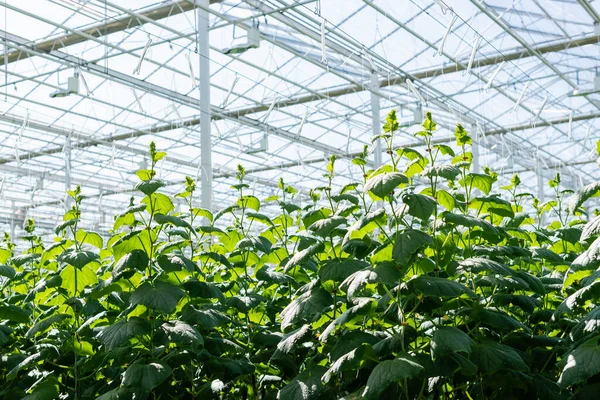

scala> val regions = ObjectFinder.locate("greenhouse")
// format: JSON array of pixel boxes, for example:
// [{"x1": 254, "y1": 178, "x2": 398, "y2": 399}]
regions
[{"x1": 1, "y1": 0, "x2": 600, "y2": 398}]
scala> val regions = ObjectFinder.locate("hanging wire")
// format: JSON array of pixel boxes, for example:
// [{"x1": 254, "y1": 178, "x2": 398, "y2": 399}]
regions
[
  {"x1": 435, "y1": 14, "x2": 457, "y2": 57},
  {"x1": 132, "y1": 35, "x2": 152, "y2": 75}
]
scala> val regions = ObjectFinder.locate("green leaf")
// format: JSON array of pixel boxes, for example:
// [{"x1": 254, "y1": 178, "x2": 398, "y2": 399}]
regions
[
  {"x1": 408, "y1": 276, "x2": 475, "y2": 298},
  {"x1": 256, "y1": 266, "x2": 295, "y2": 284},
  {"x1": 455, "y1": 258, "x2": 514, "y2": 277},
  {"x1": 141, "y1": 193, "x2": 174, "y2": 215},
  {"x1": 191, "y1": 207, "x2": 213, "y2": 222},
  {"x1": 433, "y1": 144, "x2": 455, "y2": 157},
  {"x1": 322, "y1": 344, "x2": 372, "y2": 383},
  {"x1": 470, "y1": 308, "x2": 525, "y2": 331},
  {"x1": 22, "y1": 382, "x2": 59, "y2": 400},
  {"x1": 424, "y1": 165, "x2": 461, "y2": 181},
  {"x1": 157, "y1": 254, "x2": 197, "y2": 273},
  {"x1": 130, "y1": 281, "x2": 185, "y2": 314},
  {"x1": 443, "y1": 212, "x2": 498, "y2": 234},
  {"x1": 113, "y1": 249, "x2": 149, "y2": 279},
  {"x1": 582, "y1": 215, "x2": 600, "y2": 241},
  {"x1": 182, "y1": 279, "x2": 225, "y2": 302},
  {"x1": 0, "y1": 264, "x2": 16, "y2": 279},
  {"x1": 284, "y1": 242, "x2": 324, "y2": 272},
  {"x1": 364, "y1": 172, "x2": 408, "y2": 199},
  {"x1": 123, "y1": 362, "x2": 172, "y2": 391},
  {"x1": 471, "y1": 342, "x2": 528, "y2": 375},
  {"x1": 26, "y1": 314, "x2": 69, "y2": 338},
  {"x1": 278, "y1": 366, "x2": 327, "y2": 400},
  {"x1": 280, "y1": 287, "x2": 332, "y2": 330},
  {"x1": 238, "y1": 195, "x2": 260, "y2": 211},
  {"x1": 431, "y1": 327, "x2": 474, "y2": 359},
  {"x1": 436, "y1": 190, "x2": 455, "y2": 210},
  {"x1": 11, "y1": 253, "x2": 40, "y2": 267},
  {"x1": 319, "y1": 259, "x2": 368, "y2": 282},
  {"x1": 567, "y1": 181, "x2": 600, "y2": 213},
  {"x1": 362, "y1": 357, "x2": 423, "y2": 399},
  {"x1": 75, "y1": 229, "x2": 103, "y2": 249},
  {"x1": 55, "y1": 219, "x2": 77, "y2": 235},
  {"x1": 238, "y1": 236, "x2": 272, "y2": 254},
  {"x1": 135, "y1": 179, "x2": 165, "y2": 195},
  {"x1": 401, "y1": 193, "x2": 436, "y2": 221},
  {"x1": 277, "y1": 324, "x2": 311, "y2": 353},
  {"x1": 308, "y1": 216, "x2": 346, "y2": 238},
  {"x1": 58, "y1": 250, "x2": 99, "y2": 269},
  {"x1": 459, "y1": 173, "x2": 494, "y2": 194},
  {"x1": 392, "y1": 229, "x2": 432, "y2": 266},
  {"x1": 154, "y1": 214, "x2": 193, "y2": 230},
  {"x1": 160, "y1": 321, "x2": 203, "y2": 345},
  {"x1": 96, "y1": 317, "x2": 150, "y2": 350},
  {"x1": 0, "y1": 303, "x2": 31, "y2": 323}
]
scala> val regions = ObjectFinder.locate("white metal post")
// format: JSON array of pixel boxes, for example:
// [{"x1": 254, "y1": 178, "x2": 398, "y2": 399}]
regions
[
  {"x1": 197, "y1": 0, "x2": 213, "y2": 211},
  {"x1": 471, "y1": 123, "x2": 480, "y2": 173},
  {"x1": 370, "y1": 72, "x2": 381, "y2": 167},
  {"x1": 65, "y1": 132, "x2": 72, "y2": 210}
]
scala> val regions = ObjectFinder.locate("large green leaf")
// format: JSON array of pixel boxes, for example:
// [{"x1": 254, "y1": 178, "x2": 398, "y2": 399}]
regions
[
  {"x1": 136, "y1": 179, "x2": 165, "y2": 195},
  {"x1": 280, "y1": 287, "x2": 332, "y2": 330},
  {"x1": 96, "y1": 317, "x2": 151, "y2": 350},
  {"x1": 319, "y1": 259, "x2": 368, "y2": 282},
  {"x1": 459, "y1": 173, "x2": 494, "y2": 194},
  {"x1": 443, "y1": 212, "x2": 498, "y2": 234},
  {"x1": 559, "y1": 337, "x2": 600, "y2": 388},
  {"x1": 424, "y1": 165, "x2": 461, "y2": 181},
  {"x1": 408, "y1": 276, "x2": 475, "y2": 298},
  {"x1": 123, "y1": 362, "x2": 172, "y2": 391},
  {"x1": 276, "y1": 324, "x2": 311, "y2": 353},
  {"x1": 308, "y1": 216, "x2": 346, "y2": 237},
  {"x1": 278, "y1": 366, "x2": 328, "y2": 400},
  {"x1": 112, "y1": 249, "x2": 149, "y2": 279},
  {"x1": 160, "y1": 321, "x2": 203, "y2": 345},
  {"x1": 0, "y1": 303, "x2": 31, "y2": 323},
  {"x1": 401, "y1": 193, "x2": 436, "y2": 221},
  {"x1": 471, "y1": 342, "x2": 528, "y2": 375},
  {"x1": 322, "y1": 344, "x2": 372, "y2": 383},
  {"x1": 362, "y1": 357, "x2": 423, "y2": 399},
  {"x1": 26, "y1": 314, "x2": 70, "y2": 338},
  {"x1": 141, "y1": 193, "x2": 174, "y2": 215},
  {"x1": 154, "y1": 213, "x2": 193, "y2": 230},
  {"x1": 567, "y1": 181, "x2": 600, "y2": 213},
  {"x1": 0, "y1": 264, "x2": 16, "y2": 279},
  {"x1": 284, "y1": 242, "x2": 324, "y2": 272},
  {"x1": 392, "y1": 229, "x2": 432, "y2": 266},
  {"x1": 364, "y1": 172, "x2": 408, "y2": 198},
  {"x1": 157, "y1": 253, "x2": 196, "y2": 273},
  {"x1": 430, "y1": 327, "x2": 474, "y2": 359},
  {"x1": 130, "y1": 281, "x2": 185, "y2": 314},
  {"x1": 455, "y1": 258, "x2": 514, "y2": 277},
  {"x1": 58, "y1": 250, "x2": 99, "y2": 269},
  {"x1": 582, "y1": 215, "x2": 600, "y2": 241}
]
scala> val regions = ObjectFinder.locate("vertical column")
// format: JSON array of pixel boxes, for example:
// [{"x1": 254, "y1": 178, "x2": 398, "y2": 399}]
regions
[
  {"x1": 65, "y1": 132, "x2": 72, "y2": 210},
  {"x1": 471, "y1": 123, "x2": 480, "y2": 173},
  {"x1": 370, "y1": 72, "x2": 381, "y2": 168},
  {"x1": 198, "y1": 0, "x2": 213, "y2": 211},
  {"x1": 536, "y1": 157, "x2": 544, "y2": 203}
]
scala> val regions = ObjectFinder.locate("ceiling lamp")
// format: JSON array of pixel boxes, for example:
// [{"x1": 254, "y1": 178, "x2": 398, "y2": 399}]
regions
[
  {"x1": 50, "y1": 72, "x2": 79, "y2": 98},
  {"x1": 222, "y1": 26, "x2": 260, "y2": 55},
  {"x1": 570, "y1": 75, "x2": 600, "y2": 97}
]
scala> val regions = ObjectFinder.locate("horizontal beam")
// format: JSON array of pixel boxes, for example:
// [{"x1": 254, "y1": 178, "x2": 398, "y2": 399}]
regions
[{"x1": 0, "y1": 0, "x2": 222, "y2": 66}]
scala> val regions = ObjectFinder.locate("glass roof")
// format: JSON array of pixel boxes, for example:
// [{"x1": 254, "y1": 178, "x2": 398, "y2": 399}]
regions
[{"x1": 0, "y1": 0, "x2": 599, "y2": 239}]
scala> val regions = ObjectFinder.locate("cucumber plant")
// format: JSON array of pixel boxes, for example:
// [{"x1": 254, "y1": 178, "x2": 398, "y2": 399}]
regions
[{"x1": 1, "y1": 111, "x2": 600, "y2": 399}]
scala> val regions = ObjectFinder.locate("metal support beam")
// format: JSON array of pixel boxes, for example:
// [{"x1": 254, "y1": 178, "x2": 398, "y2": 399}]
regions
[
  {"x1": 0, "y1": 0, "x2": 222, "y2": 66},
  {"x1": 370, "y1": 72, "x2": 382, "y2": 168},
  {"x1": 578, "y1": 0, "x2": 600, "y2": 23},
  {"x1": 471, "y1": 123, "x2": 480, "y2": 173},
  {"x1": 198, "y1": 0, "x2": 212, "y2": 211},
  {"x1": 64, "y1": 131, "x2": 72, "y2": 210}
]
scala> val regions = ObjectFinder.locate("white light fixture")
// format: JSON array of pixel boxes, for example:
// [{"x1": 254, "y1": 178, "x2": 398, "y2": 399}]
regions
[
  {"x1": 512, "y1": 81, "x2": 530, "y2": 112},
  {"x1": 50, "y1": 73, "x2": 79, "y2": 98},
  {"x1": 222, "y1": 26, "x2": 260, "y2": 55}
]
